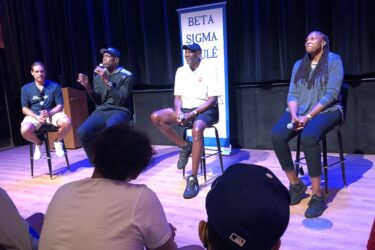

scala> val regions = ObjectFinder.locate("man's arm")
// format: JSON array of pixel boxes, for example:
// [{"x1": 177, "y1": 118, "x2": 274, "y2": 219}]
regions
[{"x1": 77, "y1": 73, "x2": 101, "y2": 104}]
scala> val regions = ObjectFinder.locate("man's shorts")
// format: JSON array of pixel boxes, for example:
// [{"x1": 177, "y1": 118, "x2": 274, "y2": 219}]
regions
[
  {"x1": 181, "y1": 106, "x2": 218, "y2": 127},
  {"x1": 21, "y1": 112, "x2": 68, "y2": 129}
]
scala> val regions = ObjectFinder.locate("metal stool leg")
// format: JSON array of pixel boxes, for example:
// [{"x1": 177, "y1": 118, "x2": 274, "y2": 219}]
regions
[
  {"x1": 62, "y1": 140, "x2": 70, "y2": 170},
  {"x1": 201, "y1": 134, "x2": 207, "y2": 182},
  {"x1": 337, "y1": 130, "x2": 346, "y2": 188},
  {"x1": 182, "y1": 128, "x2": 188, "y2": 178},
  {"x1": 30, "y1": 143, "x2": 34, "y2": 177},
  {"x1": 295, "y1": 134, "x2": 304, "y2": 176},
  {"x1": 44, "y1": 133, "x2": 53, "y2": 179},
  {"x1": 322, "y1": 136, "x2": 328, "y2": 194},
  {"x1": 214, "y1": 126, "x2": 224, "y2": 174}
]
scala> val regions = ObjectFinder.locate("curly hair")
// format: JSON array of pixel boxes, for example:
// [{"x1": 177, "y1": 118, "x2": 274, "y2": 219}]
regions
[
  {"x1": 91, "y1": 123, "x2": 155, "y2": 181},
  {"x1": 294, "y1": 31, "x2": 330, "y2": 89}
]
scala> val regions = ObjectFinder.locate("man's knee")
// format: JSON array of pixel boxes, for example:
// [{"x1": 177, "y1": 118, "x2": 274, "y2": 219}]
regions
[
  {"x1": 192, "y1": 126, "x2": 205, "y2": 142},
  {"x1": 151, "y1": 110, "x2": 170, "y2": 127},
  {"x1": 150, "y1": 111, "x2": 162, "y2": 124},
  {"x1": 57, "y1": 117, "x2": 71, "y2": 129},
  {"x1": 20, "y1": 124, "x2": 35, "y2": 137},
  {"x1": 76, "y1": 125, "x2": 86, "y2": 140}
]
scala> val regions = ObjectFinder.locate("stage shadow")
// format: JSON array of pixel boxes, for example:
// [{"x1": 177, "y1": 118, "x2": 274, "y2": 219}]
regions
[
  {"x1": 183, "y1": 149, "x2": 251, "y2": 184},
  {"x1": 298, "y1": 153, "x2": 372, "y2": 203},
  {"x1": 52, "y1": 158, "x2": 93, "y2": 176},
  {"x1": 146, "y1": 147, "x2": 180, "y2": 170}
]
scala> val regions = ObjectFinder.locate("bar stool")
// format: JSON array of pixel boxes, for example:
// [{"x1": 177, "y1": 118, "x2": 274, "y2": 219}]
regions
[{"x1": 29, "y1": 124, "x2": 70, "y2": 179}]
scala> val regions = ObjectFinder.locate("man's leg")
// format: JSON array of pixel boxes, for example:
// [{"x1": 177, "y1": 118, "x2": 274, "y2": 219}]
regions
[
  {"x1": 21, "y1": 118, "x2": 45, "y2": 160},
  {"x1": 105, "y1": 110, "x2": 131, "y2": 127},
  {"x1": 55, "y1": 116, "x2": 71, "y2": 141},
  {"x1": 190, "y1": 120, "x2": 207, "y2": 177},
  {"x1": 20, "y1": 122, "x2": 41, "y2": 145},
  {"x1": 77, "y1": 110, "x2": 106, "y2": 162},
  {"x1": 150, "y1": 108, "x2": 186, "y2": 147}
]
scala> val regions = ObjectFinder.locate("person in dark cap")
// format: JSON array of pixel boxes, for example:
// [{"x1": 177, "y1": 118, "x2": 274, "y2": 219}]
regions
[
  {"x1": 77, "y1": 47, "x2": 134, "y2": 163},
  {"x1": 198, "y1": 163, "x2": 290, "y2": 250},
  {"x1": 151, "y1": 42, "x2": 221, "y2": 199}
]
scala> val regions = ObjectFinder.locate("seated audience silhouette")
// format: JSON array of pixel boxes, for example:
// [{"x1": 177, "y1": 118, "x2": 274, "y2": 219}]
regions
[
  {"x1": 39, "y1": 124, "x2": 179, "y2": 249},
  {"x1": 0, "y1": 187, "x2": 43, "y2": 250}
]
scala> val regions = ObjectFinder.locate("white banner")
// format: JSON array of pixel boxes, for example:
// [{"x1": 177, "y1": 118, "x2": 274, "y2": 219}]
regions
[{"x1": 177, "y1": 2, "x2": 230, "y2": 154}]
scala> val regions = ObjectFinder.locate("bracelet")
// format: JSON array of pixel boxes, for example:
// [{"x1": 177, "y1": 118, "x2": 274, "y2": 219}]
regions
[
  {"x1": 306, "y1": 114, "x2": 313, "y2": 120},
  {"x1": 193, "y1": 110, "x2": 198, "y2": 116}
]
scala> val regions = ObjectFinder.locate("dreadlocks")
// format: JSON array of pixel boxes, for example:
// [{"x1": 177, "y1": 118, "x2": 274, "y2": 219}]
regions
[{"x1": 294, "y1": 31, "x2": 330, "y2": 89}]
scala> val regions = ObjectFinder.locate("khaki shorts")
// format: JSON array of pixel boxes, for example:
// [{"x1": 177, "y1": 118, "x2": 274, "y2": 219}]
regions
[{"x1": 21, "y1": 112, "x2": 68, "y2": 129}]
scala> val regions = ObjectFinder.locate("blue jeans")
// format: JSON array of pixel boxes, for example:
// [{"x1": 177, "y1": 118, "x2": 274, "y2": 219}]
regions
[
  {"x1": 77, "y1": 109, "x2": 131, "y2": 162},
  {"x1": 271, "y1": 110, "x2": 342, "y2": 177}
]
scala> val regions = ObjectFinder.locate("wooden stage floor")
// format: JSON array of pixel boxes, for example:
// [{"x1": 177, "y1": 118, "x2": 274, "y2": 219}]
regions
[{"x1": 0, "y1": 145, "x2": 374, "y2": 249}]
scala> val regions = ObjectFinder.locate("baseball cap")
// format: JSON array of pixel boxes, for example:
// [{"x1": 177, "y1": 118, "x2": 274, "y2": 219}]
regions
[
  {"x1": 182, "y1": 43, "x2": 202, "y2": 52},
  {"x1": 206, "y1": 163, "x2": 290, "y2": 250},
  {"x1": 100, "y1": 47, "x2": 121, "y2": 58}
]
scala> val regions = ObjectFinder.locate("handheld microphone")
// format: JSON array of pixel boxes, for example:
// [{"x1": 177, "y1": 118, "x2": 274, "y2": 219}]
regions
[
  {"x1": 287, "y1": 121, "x2": 298, "y2": 130},
  {"x1": 99, "y1": 63, "x2": 105, "y2": 68}
]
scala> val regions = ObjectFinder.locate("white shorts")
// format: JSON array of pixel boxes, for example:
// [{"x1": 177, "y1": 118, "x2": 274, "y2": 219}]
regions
[{"x1": 21, "y1": 112, "x2": 68, "y2": 130}]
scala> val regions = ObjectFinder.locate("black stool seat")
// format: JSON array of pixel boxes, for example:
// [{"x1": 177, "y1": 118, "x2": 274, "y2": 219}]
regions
[{"x1": 29, "y1": 124, "x2": 70, "y2": 179}]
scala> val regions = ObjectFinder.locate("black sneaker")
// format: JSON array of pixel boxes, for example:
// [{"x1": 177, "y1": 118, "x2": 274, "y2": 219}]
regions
[
  {"x1": 305, "y1": 194, "x2": 326, "y2": 218},
  {"x1": 289, "y1": 181, "x2": 307, "y2": 205},
  {"x1": 177, "y1": 140, "x2": 192, "y2": 169},
  {"x1": 183, "y1": 175, "x2": 199, "y2": 199}
]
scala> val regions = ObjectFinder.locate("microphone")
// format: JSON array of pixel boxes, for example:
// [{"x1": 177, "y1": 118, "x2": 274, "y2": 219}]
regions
[
  {"x1": 99, "y1": 63, "x2": 105, "y2": 68},
  {"x1": 287, "y1": 121, "x2": 298, "y2": 130}
]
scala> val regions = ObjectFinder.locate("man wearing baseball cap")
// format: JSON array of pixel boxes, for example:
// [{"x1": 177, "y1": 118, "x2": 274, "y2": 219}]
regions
[
  {"x1": 77, "y1": 47, "x2": 134, "y2": 163},
  {"x1": 151, "y1": 42, "x2": 222, "y2": 199},
  {"x1": 199, "y1": 163, "x2": 290, "y2": 250}
]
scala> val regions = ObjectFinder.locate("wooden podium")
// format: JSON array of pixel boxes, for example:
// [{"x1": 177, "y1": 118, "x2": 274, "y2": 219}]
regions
[{"x1": 48, "y1": 88, "x2": 88, "y2": 149}]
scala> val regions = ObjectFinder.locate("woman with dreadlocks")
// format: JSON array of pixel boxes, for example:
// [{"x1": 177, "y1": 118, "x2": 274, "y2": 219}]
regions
[{"x1": 271, "y1": 31, "x2": 344, "y2": 218}]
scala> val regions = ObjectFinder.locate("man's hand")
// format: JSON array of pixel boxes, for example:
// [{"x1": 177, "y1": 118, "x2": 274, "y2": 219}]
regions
[
  {"x1": 94, "y1": 66, "x2": 109, "y2": 85},
  {"x1": 36, "y1": 115, "x2": 47, "y2": 124},
  {"x1": 77, "y1": 73, "x2": 93, "y2": 92},
  {"x1": 40, "y1": 110, "x2": 50, "y2": 118}
]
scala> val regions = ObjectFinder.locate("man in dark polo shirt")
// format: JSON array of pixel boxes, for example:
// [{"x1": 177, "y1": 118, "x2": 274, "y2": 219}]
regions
[{"x1": 20, "y1": 61, "x2": 71, "y2": 160}]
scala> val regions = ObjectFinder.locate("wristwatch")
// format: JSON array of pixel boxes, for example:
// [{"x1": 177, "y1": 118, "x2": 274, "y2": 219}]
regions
[
  {"x1": 306, "y1": 113, "x2": 313, "y2": 120},
  {"x1": 107, "y1": 81, "x2": 113, "y2": 88},
  {"x1": 193, "y1": 110, "x2": 198, "y2": 116}
]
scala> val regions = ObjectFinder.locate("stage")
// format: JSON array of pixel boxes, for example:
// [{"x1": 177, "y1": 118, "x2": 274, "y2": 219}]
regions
[{"x1": 0, "y1": 145, "x2": 374, "y2": 249}]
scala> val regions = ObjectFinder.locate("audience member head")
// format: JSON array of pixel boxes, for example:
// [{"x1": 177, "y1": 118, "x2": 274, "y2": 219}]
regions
[
  {"x1": 199, "y1": 163, "x2": 290, "y2": 250},
  {"x1": 91, "y1": 123, "x2": 154, "y2": 181}
]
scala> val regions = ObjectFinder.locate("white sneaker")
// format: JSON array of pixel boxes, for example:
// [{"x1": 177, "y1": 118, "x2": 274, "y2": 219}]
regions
[
  {"x1": 54, "y1": 141, "x2": 65, "y2": 158},
  {"x1": 34, "y1": 142, "x2": 45, "y2": 160}
]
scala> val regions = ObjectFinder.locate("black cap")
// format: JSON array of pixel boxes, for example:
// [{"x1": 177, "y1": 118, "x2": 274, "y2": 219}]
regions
[
  {"x1": 182, "y1": 43, "x2": 202, "y2": 52},
  {"x1": 206, "y1": 163, "x2": 290, "y2": 250},
  {"x1": 100, "y1": 47, "x2": 121, "y2": 58}
]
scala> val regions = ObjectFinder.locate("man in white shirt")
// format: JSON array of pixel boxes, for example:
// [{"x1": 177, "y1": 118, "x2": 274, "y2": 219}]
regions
[{"x1": 151, "y1": 43, "x2": 221, "y2": 199}]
